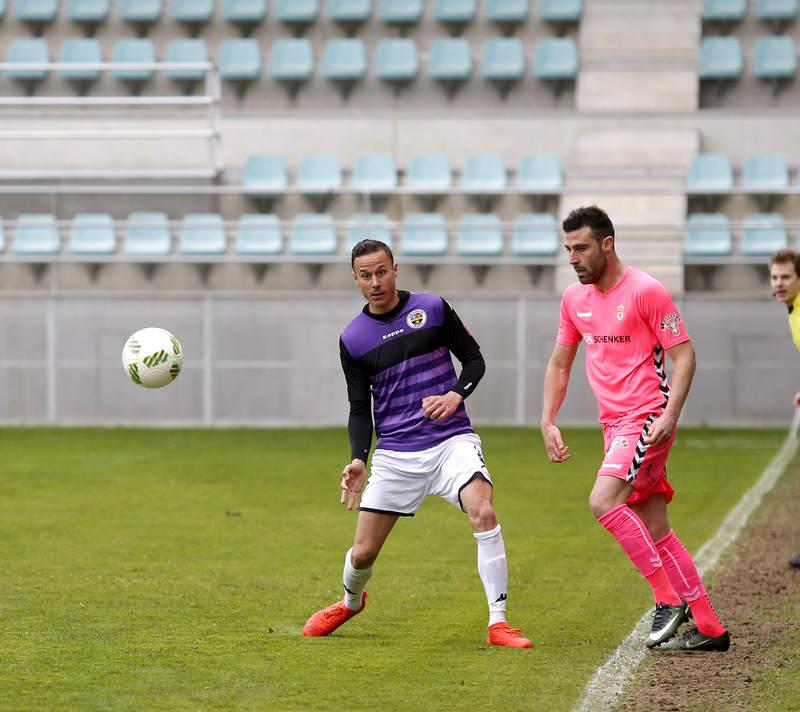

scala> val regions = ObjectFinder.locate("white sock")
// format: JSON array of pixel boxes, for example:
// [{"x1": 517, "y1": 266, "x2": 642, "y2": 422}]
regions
[
  {"x1": 342, "y1": 547, "x2": 372, "y2": 611},
  {"x1": 474, "y1": 524, "x2": 508, "y2": 626}
]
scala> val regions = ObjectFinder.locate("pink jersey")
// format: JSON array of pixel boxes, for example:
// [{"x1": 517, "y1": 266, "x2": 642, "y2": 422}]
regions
[{"x1": 557, "y1": 266, "x2": 691, "y2": 424}]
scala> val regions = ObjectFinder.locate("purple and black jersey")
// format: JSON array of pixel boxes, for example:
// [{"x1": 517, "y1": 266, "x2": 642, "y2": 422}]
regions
[{"x1": 340, "y1": 291, "x2": 486, "y2": 458}]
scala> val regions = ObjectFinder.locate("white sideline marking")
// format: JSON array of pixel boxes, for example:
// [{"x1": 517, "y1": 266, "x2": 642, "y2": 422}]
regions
[{"x1": 574, "y1": 423, "x2": 800, "y2": 712}]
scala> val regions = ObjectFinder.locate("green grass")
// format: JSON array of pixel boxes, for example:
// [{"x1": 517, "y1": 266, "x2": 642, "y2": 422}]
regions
[{"x1": 0, "y1": 427, "x2": 786, "y2": 711}]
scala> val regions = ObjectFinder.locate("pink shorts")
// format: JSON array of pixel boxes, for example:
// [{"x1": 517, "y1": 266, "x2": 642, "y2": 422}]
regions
[{"x1": 599, "y1": 413, "x2": 676, "y2": 506}]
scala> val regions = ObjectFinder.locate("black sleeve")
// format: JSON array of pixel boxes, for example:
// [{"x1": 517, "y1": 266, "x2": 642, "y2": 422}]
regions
[
  {"x1": 441, "y1": 299, "x2": 486, "y2": 399},
  {"x1": 340, "y1": 337, "x2": 373, "y2": 462}
]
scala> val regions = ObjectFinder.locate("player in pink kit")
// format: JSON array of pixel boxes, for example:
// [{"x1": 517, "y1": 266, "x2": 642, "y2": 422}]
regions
[{"x1": 540, "y1": 206, "x2": 730, "y2": 651}]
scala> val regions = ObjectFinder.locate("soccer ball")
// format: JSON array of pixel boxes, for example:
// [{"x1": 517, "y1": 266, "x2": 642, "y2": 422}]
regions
[{"x1": 122, "y1": 327, "x2": 183, "y2": 388}]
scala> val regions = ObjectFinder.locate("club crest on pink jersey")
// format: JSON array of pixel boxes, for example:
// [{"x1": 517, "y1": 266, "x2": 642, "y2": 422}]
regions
[
  {"x1": 616, "y1": 305, "x2": 625, "y2": 321},
  {"x1": 660, "y1": 313, "x2": 681, "y2": 336}
]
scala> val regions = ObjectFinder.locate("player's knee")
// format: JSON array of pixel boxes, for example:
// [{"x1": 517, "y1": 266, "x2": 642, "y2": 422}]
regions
[
  {"x1": 351, "y1": 544, "x2": 379, "y2": 569},
  {"x1": 468, "y1": 500, "x2": 497, "y2": 531},
  {"x1": 588, "y1": 492, "x2": 615, "y2": 520}
]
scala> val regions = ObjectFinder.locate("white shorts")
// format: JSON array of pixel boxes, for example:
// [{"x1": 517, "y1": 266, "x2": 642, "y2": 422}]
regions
[{"x1": 360, "y1": 433, "x2": 493, "y2": 517}]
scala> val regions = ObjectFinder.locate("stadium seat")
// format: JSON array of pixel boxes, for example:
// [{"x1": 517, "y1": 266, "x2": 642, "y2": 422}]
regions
[
  {"x1": 461, "y1": 154, "x2": 507, "y2": 193},
  {"x1": 179, "y1": 214, "x2": 226, "y2": 255},
  {"x1": 218, "y1": 38, "x2": 262, "y2": 86},
  {"x1": 124, "y1": 212, "x2": 171, "y2": 256},
  {"x1": 486, "y1": 0, "x2": 529, "y2": 30},
  {"x1": 480, "y1": 38, "x2": 525, "y2": 93},
  {"x1": 374, "y1": 38, "x2": 419, "y2": 86},
  {"x1": 68, "y1": 213, "x2": 116, "y2": 255},
  {"x1": 4, "y1": 38, "x2": 49, "y2": 82},
  {"x1": 741, "y1": 153, "x2": 789, "y2": 193},
  {"x1": 164, "y1": 39, "x2": 209, "y2": 84},
  {"x1": 13, "y1": 214, "x2": 60, "y2": 255},
  {"x1": 345, "y1": 213, "x2": 392, "y2": 251},
  {"x1": 400, "y1": 213, "x2": 448, "y2": 255},
  {"x1": 741, "y1": 213, "x2": 788, "y2": 255},
  {"x1": 428, "y1": 38, "x2": 472, "y2": 95},
  {"x1": 433, "y1": 0, "x2": 476, "y2": 32},
  {"x1": 0, "y1": 219, "x2": 5, "y2": 252},
  {"x1": 269, "y1": 38, "x2": 314, "y2": 96},
  {"x1": 683, "y1": 213, "x2": 732, "y2": 257},
  {"x1": 754, "y1": 0, "x2": 798, "y2": 25},
  {"x1": 58, "y1": 38, "x2": 102, "y2": 87},
  {"x1": 235, "y1": 214, "x2": 282, "y2": 255},
  {"x1": 288, "y1": 213, "x2": 337, "y2": 254},
  {"x1": 702, "y1": 0, "x2": 746, "y2": 22},
  {"x1": 698, "y1": 37, "x2": 743, "y2": 80},
  {"x1": 534, "y1": 38, "x2": 578, "y2": 83},
  {"x1": 328, "y1": 0, "x2": 371, "y2": 33},
  {"x1": 119, "y1": 0, "x2": 162, "y2": 28},
  {"x1": 297, "y1": 155, "x2": 343, "y2": 194},
  {"x1": 242, "y1": 154, "x2": 288, "y2": 198},
  {"x1": 13, "y1": 0, "x2": 57, "y2": 25},
  {"x1": 222, "y1": 0, "x2": 267, "y2": 31},
  {"x1": 457, "y1": 214, "x2": 503, "y2": 257},
  {"x1": 405, "y1": 153, "x2": 452, "y2": 192},
  {"x1": 379, "y1": 0, "x2": 423, "y2": 27},
  {"x1": 351, "y1": 154, "x2": 397, "y2": 193},
  {"x1": 171, "y1": 0, "x2": 214, "y2": 29},
  {"x1": 0, "y1": 0, "x2": 6, "y2": 21},
  {"x1": 66, "y1": 0, "x2": 109, "y2": 30},
  {"x1": 321, "y1": 38, "x2": 367, "y2": 92},
  {"x1": 686, "y1": 153, "x2": 733, "y2": 193},
  {"x1": 753, "y1": 36, "x2": 797, "y2": 82},
  {"x1": 276, "y1": 0, "x2": 318, "y2": 32},
  {"x1": 510, "y1": 213, "x2": 559, "y2": 256},
  {"x1": 111, "y1": 39, "x2": 155, "y2": 84},
  {"x1": 538, "y1": 0, "x2": 581, "y2": 24},
  {"x1": 516, "y1": 154, "x2": 562, "y2": 193}
]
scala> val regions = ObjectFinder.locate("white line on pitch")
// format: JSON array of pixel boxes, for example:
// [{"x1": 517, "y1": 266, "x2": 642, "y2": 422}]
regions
[{"x1": 573, "y1": 425, "x2": 800, "y2": 712}]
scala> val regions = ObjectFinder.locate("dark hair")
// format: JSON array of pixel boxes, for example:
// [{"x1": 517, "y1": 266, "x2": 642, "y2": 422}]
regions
[
  {"x1": 769, "y1": 248, "x2": 800, "y2": 277},
  {"x1": 351, "y1": 239, "x2": 394, "y2": 268},
  {"x1": 562, "y1": 205, "x2": 615, "y2": 242}
]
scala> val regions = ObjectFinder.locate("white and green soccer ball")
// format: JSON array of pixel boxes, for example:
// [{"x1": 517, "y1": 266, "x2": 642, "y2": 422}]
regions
[{"x1": 122, "y1": 327, "x2": 183, "y2": 388}]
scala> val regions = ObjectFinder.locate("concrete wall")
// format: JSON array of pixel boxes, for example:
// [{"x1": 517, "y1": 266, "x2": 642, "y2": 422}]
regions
[{"x1": 0, "y1": 293, "x2": 794, "y2": 428}]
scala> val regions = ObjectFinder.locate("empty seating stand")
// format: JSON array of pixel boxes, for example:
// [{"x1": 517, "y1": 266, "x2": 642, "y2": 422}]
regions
[
  {"x1": 179, "y1": 214, "x2": 226, "y2": 255},
  {"x1": 486, "y1": 0, "x2": 529, "y2": 34},
  {"x1": 351, "y1": 154, "x2": 397, "y2": 194},
  {"x1": 456, "y1": 214, "x2": 503, "y2": 257},
  {"x1": 321, "y1": 38, "x2": 366, "y2": 97},
  {"x1": 400, "y1": 213, "x2": 448, "y2": 256},
  {"x1": 687, "y1": 153, "x2": 734, "y2": 199},
  {"x1": 374, "y1": 38, "x2": 419, "y2": 90},
  {"x1": 59, "y1": 38, "x2": 102, "y2": 90},
  {"x1": 753, "y1": 36, "x2": 797, "y2": 95},
  {"x1": 328, "y1": 0, "x2": 371, "y2": 35},
  {"x1": 428, "y1": 38, "x2": 472, "y2": 97},
  {"x1": 379, "y1": 0, "x2": 423, "y2": 29},
  {"x1": 171, "y1": 0, "x2": 215, "y2": 33},
  {"x1": 297, "y1": 155, "x2": 343, "y2": 200},
  {"x1": 702, "y1": 0, "x2": 746, "y2": 24},
  {"x1": 684, "y1": 213, "x2": 733, "y2": 258},
  {"x1": 405, "y1": 153, "x2": 453, "y2": 200},
  {"x1": 510, "y1": 213, "x2": 559, "y2": 256},
  {"x1": 14, "y1": 0, "x2": 58, "y2": 31},
  {"x1": 276, "y1": 0, "x2": 319, "y2": 34},
  {"x1": 345, "y1": 213, "x2": 393, "y2": 251},
  {"x1": 5, "y1": 38, "x2": 49, "y2": 86},
  {"x1": 433, "y1": 0, "x2": 477, "y2": 34},
  {"x1": 754, "y1": 0, "x2": 799, "y2": 30},
  {"x1": 14, "y1": 214, "x2": 60, "y2": 255},
  {"x1": 124, "y1": 212, "x2": 171, "y2": 256},
  {"x1": 66, "y1": 0, "x2": 109, "y2": 34},
  {"x1": 223, "y1": 0, "x2": 267, "y2": 34},
  {"x1": 68, "y1": 213, "x2": 116, "y2": 255},
  {"x1": 111, "y1": 39, "x2": 155, "y2": 88},
  {"x1": 269, "y1": 38, "x2": 314, "y2": 97},
  {"x1": 698, "y1": 37, "x2": 743, "y2": 84},
  {"x1": 119, "y1": 0, "x2": 162, "y2": 33},
  {"x1": 164, "y1": 38, "x2": 209, "y2": 86},
  {"x1": 534, "y1": 38, "x2": 578, "y2": 94},
  {"x1": 288, "y1": 213, "x2": 337, "y2": 255},
  {"x1": 741, "y1": 213, "x2": 788, "y2": 255},
  {"x1": 218, "y1": 38, "x2": 261, "y2": 95},
  {"x1": 481, "y1": 38, "x2": 525, "y2": 97},
  {"x1": 235, "y1": 214, "x2": 283, "y2": 255},
  {"x1": 742, "y1": 154, "x2": 789, "y2": 205},
  {"x1": 516, "y1": 154, "x2": 562, "y2": 196},
  {"x1": 461, "y1": 154, "x2": 507, "y2": 205},
  {"x1": 539, "y1": 0, "x2": 581, "y2": 29},
  {"x1": 242, "y1": 154, "x2": 288, "y2": 200}
]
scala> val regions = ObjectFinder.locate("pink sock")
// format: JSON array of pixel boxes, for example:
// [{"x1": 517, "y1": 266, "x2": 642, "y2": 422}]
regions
[
  {"x1": 599, "y1": 504, "x2": 680, "y2": 604},
  {"x1": 655, "y1": 530, "x2": 726, "y2": 637}
]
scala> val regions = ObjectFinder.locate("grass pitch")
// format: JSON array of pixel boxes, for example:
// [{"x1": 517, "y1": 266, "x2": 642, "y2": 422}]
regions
[{"x1": 0, "y1": 427, "x2": 786, "y2": 711}]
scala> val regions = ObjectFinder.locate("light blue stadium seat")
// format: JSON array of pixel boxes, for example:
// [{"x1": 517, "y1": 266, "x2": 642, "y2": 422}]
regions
[
  {"x1": 297, "y1": 155, "x2": 343, "y2": 194},
  {"x1": 428, "y1": 38, "x2": 472, "y2": 80},
  {"x1": 13, "y1": 0, "x2": 57, "y2": 23},
  {"x1": 375, "y1": 38, "x2": 419, "y2": 82},
  {"x1": 539, "y1": 0, "x2": 581, "y2": 23},
  {"x1": 179, "y1": 214, "x2": 226, "y2": 255},
  {"x1": 510, "y1": 213, "x2": 559, "y2": 256},
  {"x1": 516, "y1": 154, "x2": 562, "y2": 192},
  {"x1": 379, "y1": 0, "x2": 422, "y2": 25},
  {"x1": 328, "y1": 0, "x2": 371, "y2": 26},
  {"x1": 171, "y1": 0, "x2": 214, "y2": 25},
  {"x1": 534, "y1": 38, "x2": 578, "y2": 81},
  {"x1": 164, "y1": 39, "x2": 208, "y2": 83},
  {"x1": 457, "y1": 214, "x2": 503, "y2": 257},
  {"x1": 684, "y1": 213, "x2": 732, "y2": 257},
  {"x1": 481, "y1": 38, "x2": 525, "y2": 81},
  {"x1": 14, "y1": 214, "x2": 60, "y2": 255},
  {"x1": 406, "y1": 153, "x2": 452, "y2": 192},
  {"x1": 111, "y1": 39, "x2": 155, "y2": 83},
  {"x1": 345, "y1": 213, "x2": 392, "y2": 251},
  {"x1": 276, "y1": 0, "x2": 318, "y2": 29},
  {"x1": 687, "y1": 153, "x2": 733, "y2": 192},
  {"x1": 400, "y1": 213, "x2": 448, "y2": 256},
  {"x1": 59, "y1": 39, "x2": 102, "y2": 83},
  {"x1": 68, "y1": 213, "x2": 116, "y2": 255},
  {"x1": 223, "y1": 0, "x2": 267, "y2": 27},
  {"x1": 754, "y1": 0, "x2": 798, "y2": 21},
  {"x1": 321, "y1": 38, "x2": 367, "y2": 80},
  {"x1": 753, "y1": 36, "x2": 797, "y2": 79},
  {"x1": 434, "y1": 0, "x2": 476, "y2": 27},
  {"x1": 699, "y1": 37, "x2": 743, "y2": 80},
  {"x1": 124, "y1": 212, "x2": 171, "y2": 256},
  {"x1": 0, "y1": 219, "x2": 5, "y2": 252},
  {"x1": 269, "y1": 38, "x2": 314, "y2": 82},
  {"x1": 351, "y1": 154, "x2": 397, "y2": 192},
  {"x1": 66, "y1": 0, "x2": 109, "y2": 26},
  {"x1": 288, "y1": 214, "x2": 337, "y2": 255},
  {"x1": 235, "y1": 214, "x2": 282, "y2": 255},
  {"x1": 702, "y1": 0, "x2": 746, "y2": 21},
  {"x1": 218, "y1": 39, "x2": 262, "y2": 81},
  {"x1": 5, "y1": 38, "x2": 49, "y2": 81},
  {"x1": 741, "y1": 213, "x2": 788, "y2": 255},
  {"x1": 742, "y1": 154, "x2": 789, "y2": 192},
  {"x1": 242, "y1": 154, "x2": 288, "y2": 197},
  {"x1": 119, "y1": 0, "x2": 162, "y2": 25},
  {"x1": 0, "y1": 0, "x2": 6, "y2": 20},
  {"x1": 462, "y1": 154, "x2": 507, "y2": 193},
  {"x1": 486, "y1": 0, "x2": 529, "y2": 26}
]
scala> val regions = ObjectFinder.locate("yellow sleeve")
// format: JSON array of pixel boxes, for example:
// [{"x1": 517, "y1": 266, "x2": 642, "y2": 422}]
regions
[{"x1": 790, "y1": 310, "x2": 800, "y2": 352}]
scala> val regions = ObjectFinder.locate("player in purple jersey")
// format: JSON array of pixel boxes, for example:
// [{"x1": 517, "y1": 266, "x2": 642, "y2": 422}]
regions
[{"x1": 302, "y1": 239, "x2": 531, "y2": 648}]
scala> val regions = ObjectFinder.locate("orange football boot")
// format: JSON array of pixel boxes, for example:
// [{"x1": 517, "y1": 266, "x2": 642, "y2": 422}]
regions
[
  {"x1": 302, "y1": 591, "x2": 367, "y2": 637},
  {"x1": 486, "y1": 622, "x2": 532, "y2": 648}
]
